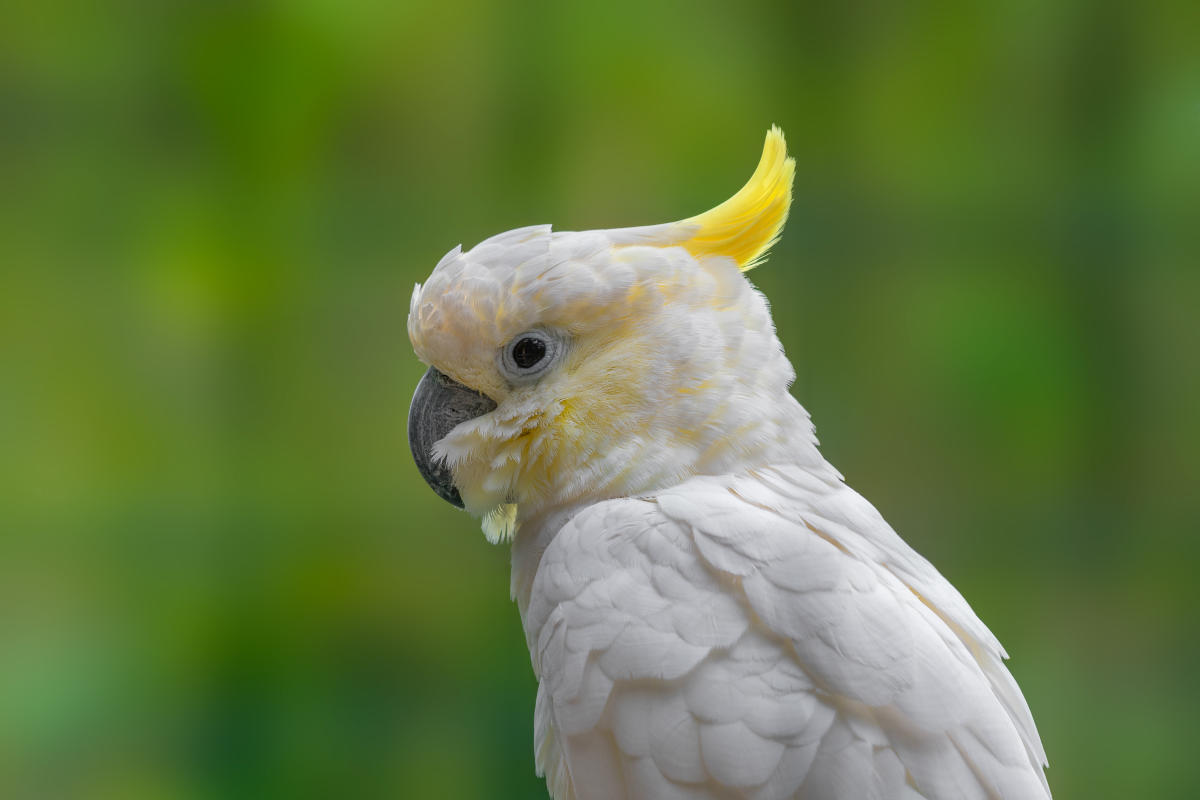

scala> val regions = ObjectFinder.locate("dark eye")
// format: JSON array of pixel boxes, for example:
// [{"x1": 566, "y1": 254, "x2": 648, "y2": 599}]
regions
[
  {"x1": 512, "y1": 337, "x2": 546, "y2": 369},
  {"x1": 499, "y1": 329, "x2": 562, "y2": 383}
]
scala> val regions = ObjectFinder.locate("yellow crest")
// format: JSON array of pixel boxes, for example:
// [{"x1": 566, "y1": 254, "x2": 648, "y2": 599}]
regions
[{"x1": 679, "y1": 126, "x2": 795, "y2": 271}]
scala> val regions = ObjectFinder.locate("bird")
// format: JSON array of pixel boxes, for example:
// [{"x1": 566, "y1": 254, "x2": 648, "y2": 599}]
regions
[{"x1": 406, "y1": 127, "x2": 1051, "y2": 799}]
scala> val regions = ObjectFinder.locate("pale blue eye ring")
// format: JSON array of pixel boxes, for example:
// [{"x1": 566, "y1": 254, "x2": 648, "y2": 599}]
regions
[{"x1": 498, "y1": 329, "x2": 562, "y2": 383}]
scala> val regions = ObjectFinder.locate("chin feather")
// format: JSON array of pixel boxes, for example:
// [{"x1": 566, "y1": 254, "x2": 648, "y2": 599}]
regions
[{"x1": 482, "y1": 502, "x2": 519, "y2": 544}]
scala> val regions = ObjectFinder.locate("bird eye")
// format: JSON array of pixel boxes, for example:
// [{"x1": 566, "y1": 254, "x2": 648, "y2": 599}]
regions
[
  {"x1": 512, "y1": 337, "x2": 546, "y2": 368},
  {"x1": 499, "y1": 329, "x2": 561, "y2": 383}
]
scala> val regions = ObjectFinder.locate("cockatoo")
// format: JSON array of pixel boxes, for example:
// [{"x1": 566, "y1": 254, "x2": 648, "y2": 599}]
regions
[{"x1": 407, "y1": 127, "x2": 1050, "y2": 799}]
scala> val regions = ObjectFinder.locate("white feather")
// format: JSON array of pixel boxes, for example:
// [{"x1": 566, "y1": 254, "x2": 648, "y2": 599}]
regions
[
  {"x1": 518, "y1": 470, "x2": 1051, "y2": 799},
  {"x1": 407, "y1": 135, "x2": 1049, "y2": 799}
]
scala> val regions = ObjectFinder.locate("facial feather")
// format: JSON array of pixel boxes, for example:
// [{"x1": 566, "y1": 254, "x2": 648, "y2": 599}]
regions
[{"x1": 408, "y1": 128, "x2": 815, "y2": 538}]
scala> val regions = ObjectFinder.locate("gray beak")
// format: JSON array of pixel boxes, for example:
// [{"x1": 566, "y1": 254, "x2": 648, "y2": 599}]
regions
[{"x1": 408, "y1": 367, "x2": 497, "y2": 508}]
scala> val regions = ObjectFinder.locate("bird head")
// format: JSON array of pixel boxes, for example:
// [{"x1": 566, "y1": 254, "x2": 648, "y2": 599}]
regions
[{"x1": 408, "y1": 127, "x2": 810, "y2": 541}]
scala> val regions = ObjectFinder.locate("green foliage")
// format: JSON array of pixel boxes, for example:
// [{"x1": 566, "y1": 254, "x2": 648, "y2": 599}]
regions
[{"x1": 2, "y1": 1, "x2": 1197, "y2": 797}]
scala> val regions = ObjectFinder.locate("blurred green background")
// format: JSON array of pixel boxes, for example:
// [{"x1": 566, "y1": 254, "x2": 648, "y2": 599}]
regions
[{"x1": 3, "y1": 1, "x2": 1198, "y2": 797}]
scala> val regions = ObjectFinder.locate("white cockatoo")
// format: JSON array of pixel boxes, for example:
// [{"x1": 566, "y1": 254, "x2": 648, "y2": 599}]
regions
[{"x1": 407, "y1": 127, "x2": 1050, "y2": 799}]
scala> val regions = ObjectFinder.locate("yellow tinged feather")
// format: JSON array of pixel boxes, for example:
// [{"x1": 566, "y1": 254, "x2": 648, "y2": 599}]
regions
[
  {"x1": 679, "y1": 125, "x2": 795, "y2": 271},
  {"x1": 482, "y1": 502, "x2": 518, "y2": 544}
]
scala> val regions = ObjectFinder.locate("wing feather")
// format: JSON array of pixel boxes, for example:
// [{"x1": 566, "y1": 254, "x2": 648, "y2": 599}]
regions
[{"x1": 523, "y1": 469, "x2": 1049, "y2": 799}]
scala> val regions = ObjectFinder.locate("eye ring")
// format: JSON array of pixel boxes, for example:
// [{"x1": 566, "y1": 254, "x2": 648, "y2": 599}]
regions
[{"x1": 498, "y1": 329, "x2": 562, "y2": 383}]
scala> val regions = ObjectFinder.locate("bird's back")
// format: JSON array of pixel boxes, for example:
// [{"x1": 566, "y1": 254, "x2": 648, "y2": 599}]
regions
[{"x1": 518, "y1": 465, "x2": 1050, "y2": 800}]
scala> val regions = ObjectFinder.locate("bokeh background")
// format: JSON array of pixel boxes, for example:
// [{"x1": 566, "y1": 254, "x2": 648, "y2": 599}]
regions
[{"x1": 3, "y1": 1, "x2": 1198, "y2": 797}]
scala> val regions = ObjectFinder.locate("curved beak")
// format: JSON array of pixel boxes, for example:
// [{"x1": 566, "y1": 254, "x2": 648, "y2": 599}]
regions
[{"x1": 407, "y1": 367, "x2": 497, "y2": 508}]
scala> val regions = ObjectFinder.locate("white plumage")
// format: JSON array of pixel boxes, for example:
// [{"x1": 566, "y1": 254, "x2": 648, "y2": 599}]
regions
[
  {"x1": 517, "y1": 467, "x2": 1049, "y2": 799},
  {"x1": 407, "y1": 128, "x2": 1050, "y2": 798}
]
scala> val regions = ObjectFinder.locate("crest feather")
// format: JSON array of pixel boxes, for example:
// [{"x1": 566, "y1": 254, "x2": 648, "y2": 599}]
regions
[{"x1": 679, "y1": 125, "x2": 795, "y2": 271}]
